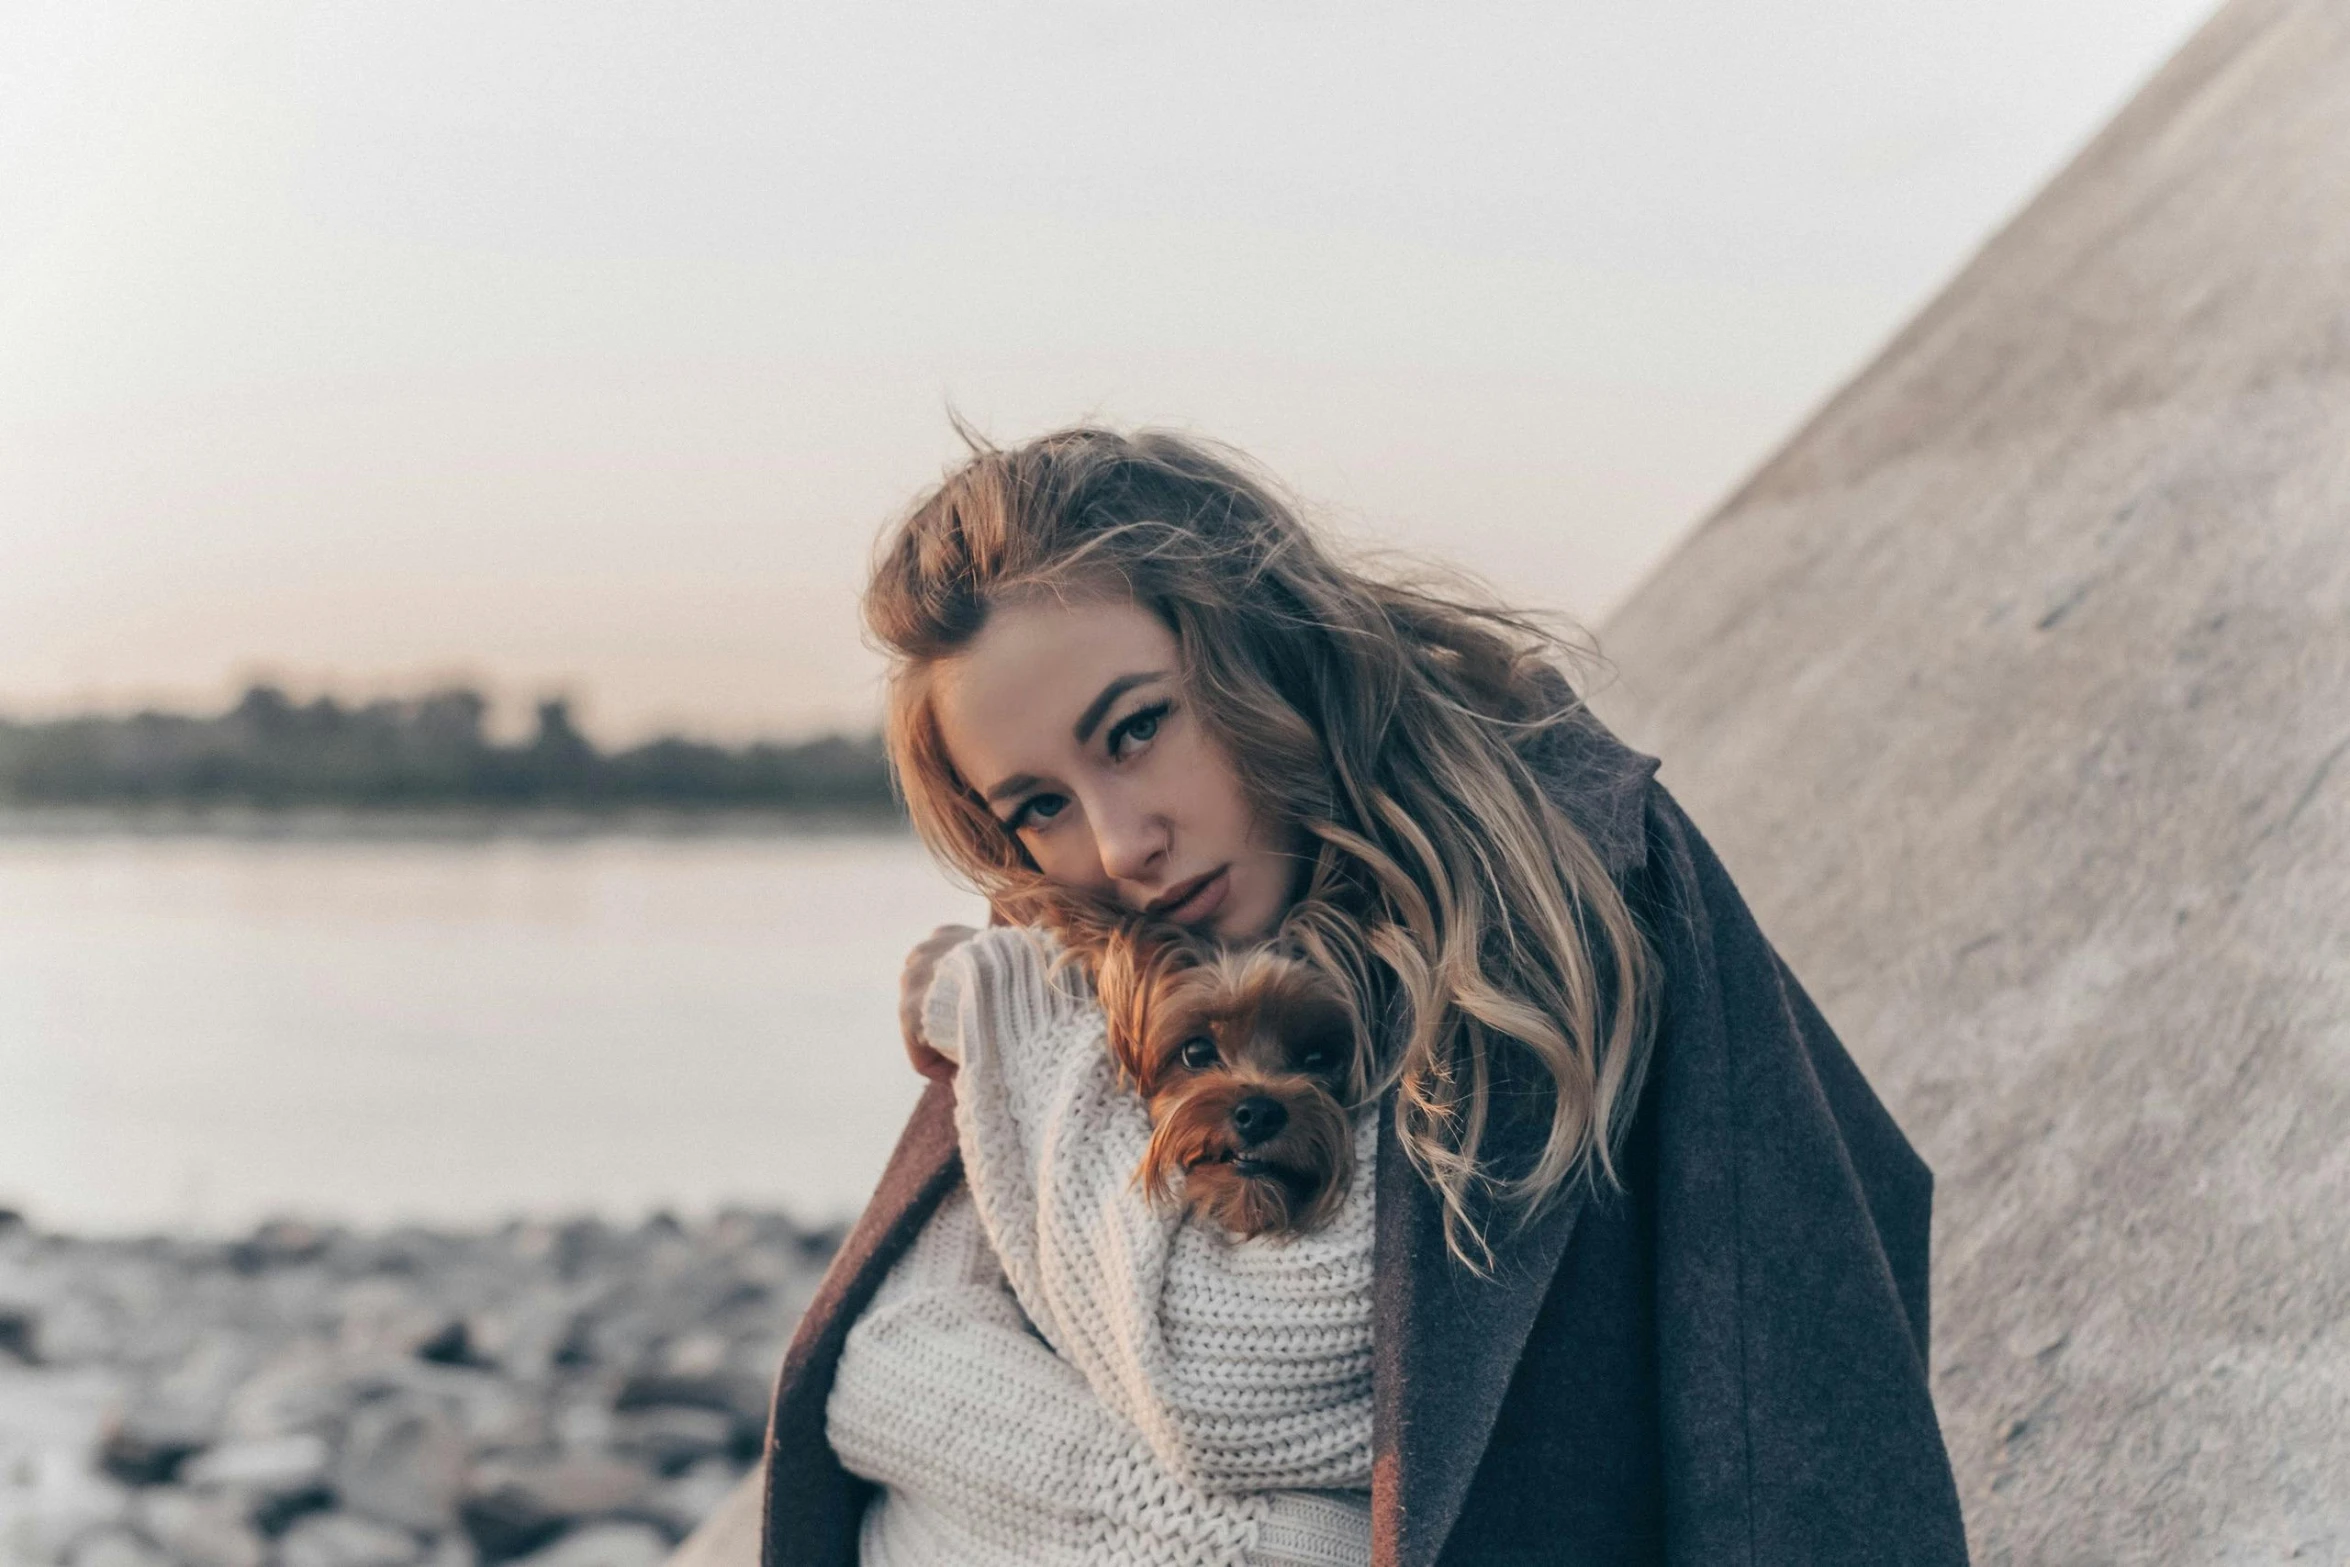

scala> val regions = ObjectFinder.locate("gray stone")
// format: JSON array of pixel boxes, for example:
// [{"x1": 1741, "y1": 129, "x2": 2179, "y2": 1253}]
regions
[
  {"x1": 179, "y1": 1432, "x2": 331, "y2": 1497},
  {"x1": 335, "y1": 1282, "x2": 446, "y2": 1361},
  {"x1": 610, "y1": 1408, "x2": 733, "y2": 1476},
  {"x1": 649, "y1": 1334, "x2": 728, "y2": 1382},
  {"x1": 1589, "y1": 0, "x2": 2350, "y2": 1558},
  {"x1": 63, "y1": 1526, "x2": 173, "y2": 1567},
  {"x1": 25, "y1": 1292, "x2": 121, "y2": 1367},
  {"x1": 638, "y1": 1460, "x2": 742, "y2": 1541},
  {"x1": 411, "y1": 1320, "x2": 486, "y2": 1370},
  {"x1": 510, "y1": 1522, "x2": 669, "y2": 1567},
  {"x1": 335, "y1": 1400, "x2": 466, "y2": 1533},
  {"x1": 402, "y1": 1365, "x2": 547, "y2": 1453},
  {"x1": 227, "y1": 1221, "x2": 330, "y2": 1273},
  {"x1": 0, "y1": 1363, "x2": 134, "y2": 1559},
  {"x1": 134, "y1": 1486, "x2": 268, "y2": 1567},
  {"x1": 419, "y1": 1531, "x2": 480, "y2": 1567},
  {"x1": 0, "y1": 1213, "x2": 832, "y2": 1567},
  {"x1": 458, "y1": 1454, "x2": 655, "y2": 1563},
  {"x1": 215, "y1": 1343, "x2": 359, "y2": 1444},
  {"x1": 464, "y1": 1455, "x2": 654, "y2": 1522},
  {"x1": 654, "y1": 1471, "x2": 760, "y2": 1567},
  {"x1": 0, "y1": 1303, "x2": 39, "y2": 1362},
  {"x1": 117, "y1": 1331, "x2": 261, "y2": 1461},
  {"x1": 611, "y1": 1374, "x2": 762, "y2": 1430},
  {"x1": 95, "y1": 1428, "x2": 204, "y2": 1489},
  {"x1": 277, "y1": 1512, "x2": 427, "y2": 1567},
  {"x1": 548, "y1": 1400, "x2": 616, "y2": 1456},
  {"x1": 460, "y1": 1300, "x2": 574, "y2": 1383}
]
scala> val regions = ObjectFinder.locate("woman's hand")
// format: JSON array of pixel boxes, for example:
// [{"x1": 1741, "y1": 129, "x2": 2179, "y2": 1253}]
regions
[{"x1": 899, "y1": 923, "x2": 978, "y2": 1083}]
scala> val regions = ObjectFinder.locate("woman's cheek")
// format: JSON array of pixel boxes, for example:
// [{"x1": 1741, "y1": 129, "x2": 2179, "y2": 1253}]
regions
[{"x1": 1030, "y1": 827, "x2": 1104, "y2": 895}]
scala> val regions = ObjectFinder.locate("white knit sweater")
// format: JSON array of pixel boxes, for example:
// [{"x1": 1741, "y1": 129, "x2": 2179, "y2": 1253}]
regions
[{"x1": 825, "y1": 927, "x2": 1375, "y2": 1567}]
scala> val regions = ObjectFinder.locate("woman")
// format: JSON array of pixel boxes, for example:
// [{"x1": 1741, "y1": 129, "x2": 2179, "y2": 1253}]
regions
[{"x1": 763, "y1": 428, "x2": 1969, "y2": 1566}]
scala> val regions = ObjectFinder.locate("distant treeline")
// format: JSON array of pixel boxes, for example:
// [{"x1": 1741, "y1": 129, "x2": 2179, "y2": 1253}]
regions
[{"x1": 0, "y1": 685, "x2": 900, "y2": 815}]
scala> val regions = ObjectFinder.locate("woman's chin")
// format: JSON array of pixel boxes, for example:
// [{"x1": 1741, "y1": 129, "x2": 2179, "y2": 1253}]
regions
[{"x1": 1201, "y1": 875, "x2": 1287, "y2": 945}]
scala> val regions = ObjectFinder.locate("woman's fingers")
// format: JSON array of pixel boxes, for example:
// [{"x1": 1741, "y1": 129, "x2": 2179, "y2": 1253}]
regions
[{"x1": 900, "y1": 923, "x2": 978, "y2": 1080}]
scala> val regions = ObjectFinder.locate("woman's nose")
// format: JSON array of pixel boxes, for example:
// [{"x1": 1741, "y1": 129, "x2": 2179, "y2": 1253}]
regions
[{"x1": 1091, "y1": 797, "x2": 1169, "y2": 884}]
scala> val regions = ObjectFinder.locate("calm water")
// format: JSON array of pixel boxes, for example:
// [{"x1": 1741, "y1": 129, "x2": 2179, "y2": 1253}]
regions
[{"x1": 0, "y1": 827, "x2": 983, "y2": 1235}]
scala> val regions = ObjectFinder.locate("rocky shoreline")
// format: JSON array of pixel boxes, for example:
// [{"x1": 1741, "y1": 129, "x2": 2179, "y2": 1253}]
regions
[{"x1": 0, "y1": 1210, "x2": 840, "y2": 1567}]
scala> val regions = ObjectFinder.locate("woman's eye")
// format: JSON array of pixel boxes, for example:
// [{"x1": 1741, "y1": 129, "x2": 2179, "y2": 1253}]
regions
[
  {"x1": 1006, "y1": 793, "x2": 1068, "y2": 833},
  {"x1": 1106, "y1": 701, "x2": 1170, "y2": 759},
  {"x1": 1179, "y1": 1037, "x2": 1219, "y2": 1071}
]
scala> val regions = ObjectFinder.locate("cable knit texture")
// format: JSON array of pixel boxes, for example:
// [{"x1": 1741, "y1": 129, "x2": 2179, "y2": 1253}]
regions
[
  {"x1": 927, "y1": 927, "x2": 1377, "y2": 1495},
  {"x1": 824, "y1": 925, "x2": 1373, "y2": 1566},
  {"x1": 827, "y1": 1175, "x2": 1371, "y2": 1565}
]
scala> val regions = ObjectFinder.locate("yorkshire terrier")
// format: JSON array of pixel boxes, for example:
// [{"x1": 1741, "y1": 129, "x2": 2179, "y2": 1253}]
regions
[{"x1": 1092, "y1": 930, "x2": 1368, "y2": 1240}]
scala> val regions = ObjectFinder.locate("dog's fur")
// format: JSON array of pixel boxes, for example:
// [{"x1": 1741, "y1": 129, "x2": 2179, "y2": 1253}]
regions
[{"x1": 1090, "y1": 931, "x2": 1368, "y2": 1239}]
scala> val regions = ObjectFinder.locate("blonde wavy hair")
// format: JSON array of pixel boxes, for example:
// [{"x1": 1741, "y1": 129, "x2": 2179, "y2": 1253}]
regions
[{"x1": 865, "y1": 425, "x2": 1655, "y2": 1263}]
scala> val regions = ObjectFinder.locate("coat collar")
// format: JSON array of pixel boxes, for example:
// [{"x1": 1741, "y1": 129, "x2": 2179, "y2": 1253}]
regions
[{"x1": 1516, "y1": 681, "x2": 1660, "y2": 884}]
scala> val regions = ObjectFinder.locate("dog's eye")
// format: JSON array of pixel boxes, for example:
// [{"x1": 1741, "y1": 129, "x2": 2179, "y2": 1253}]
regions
[
  {"x1": 1179, "y1": 1037, "x2": 1219, "y2": 1071},
  {"x1": 1297, "y1": 1045, "x2": 1336, "y2": 1074}
]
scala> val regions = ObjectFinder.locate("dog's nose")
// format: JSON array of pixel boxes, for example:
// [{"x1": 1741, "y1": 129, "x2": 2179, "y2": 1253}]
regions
[{"x1": 1230, "y1": 1096, "x2": 1287, "y2": 1146}]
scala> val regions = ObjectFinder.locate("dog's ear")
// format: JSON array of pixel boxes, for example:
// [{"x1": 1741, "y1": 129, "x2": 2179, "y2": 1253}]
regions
[
  {"x1": 1280, "y1": 982, "x2": 1359, "y2": 1080},
  {"x1": 1095, "y1": 919, "x2": 1213, "y2": 1088}
]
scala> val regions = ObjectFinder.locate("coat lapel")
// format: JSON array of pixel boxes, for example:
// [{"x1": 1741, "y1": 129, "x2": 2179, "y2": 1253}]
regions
[
  {"x1": 762, "y1": 1079, "x2": 963, "y2": 1567},
  {"x1": 1371, "y1": 1098, "x2": 1592, "y2": 1567}
]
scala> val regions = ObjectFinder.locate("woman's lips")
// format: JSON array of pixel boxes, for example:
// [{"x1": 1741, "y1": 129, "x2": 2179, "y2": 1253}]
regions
[{"x1": 1149, "y1": 866, "x2": 1230, "y2": 926}]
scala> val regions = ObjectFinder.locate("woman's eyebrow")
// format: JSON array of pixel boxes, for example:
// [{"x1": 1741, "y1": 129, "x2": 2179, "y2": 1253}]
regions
[
  {"x1": 984, "y1": 772, "x2": 1043, "y2": 806},
  {"x1": 978, "y1": 670, "x2": 1170, "y2": 806},
  {"x1": 1073, "y1": 670, "x2": 1167, "y2": 744}
]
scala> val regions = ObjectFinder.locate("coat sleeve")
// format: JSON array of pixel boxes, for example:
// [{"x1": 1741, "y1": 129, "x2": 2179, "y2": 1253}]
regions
[
  {"x1": 1764, "y1": 944, "x2": 1935, "y2": 1364},
  {"x1": 1640, "y1": 787, "x2": 1968, "y2": 1566}
]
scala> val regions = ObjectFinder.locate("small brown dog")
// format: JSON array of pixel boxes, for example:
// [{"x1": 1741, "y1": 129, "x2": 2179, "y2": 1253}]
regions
[{"x1": 1097, "y1": 934, "x2": 1367, "y2": 1239}]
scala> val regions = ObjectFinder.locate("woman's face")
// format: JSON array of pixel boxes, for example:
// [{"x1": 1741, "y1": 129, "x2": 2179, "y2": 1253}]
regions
[{"x1": 929, "y1": 593, "x2": 1302, "y2": 945}]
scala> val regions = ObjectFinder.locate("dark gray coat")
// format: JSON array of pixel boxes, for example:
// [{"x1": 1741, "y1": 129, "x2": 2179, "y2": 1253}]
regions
[{"x1": 761, "y1": 719, "x2": 1969, "y2": 1565}]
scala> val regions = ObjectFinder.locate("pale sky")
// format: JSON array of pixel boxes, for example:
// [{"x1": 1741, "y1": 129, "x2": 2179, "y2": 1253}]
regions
[{"x1": 2, "y1": 1, "x2": 2214, "y2": 742}]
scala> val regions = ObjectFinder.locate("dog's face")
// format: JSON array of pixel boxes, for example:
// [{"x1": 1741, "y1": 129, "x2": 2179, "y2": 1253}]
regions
[{"x1": 1118, "y1": 946, "x2": 1363, "y2": 1239}]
